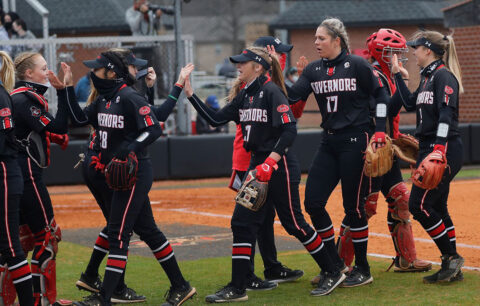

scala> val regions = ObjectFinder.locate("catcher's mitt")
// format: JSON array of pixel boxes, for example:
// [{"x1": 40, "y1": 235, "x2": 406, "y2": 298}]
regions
[
  {"x1": 392, "y1": 134, "x2": 419, "y2": 165},
  {"x1": 235, "y1": 170, "x2": 268, "y2": 211},
  {"x1": 105, "y1": 152, "x2": 138, "y2": 191},
  {"x1": 364, "y1": 135, "x2": 394, "y2": 177},
  {"x1": 411, "y1": 151, "x2": 447, "y2": 190}
]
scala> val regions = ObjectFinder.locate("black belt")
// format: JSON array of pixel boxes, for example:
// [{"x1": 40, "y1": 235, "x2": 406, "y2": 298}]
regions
[{"x1": 325, "y1": 124, "x2": 369, "y2": 135}]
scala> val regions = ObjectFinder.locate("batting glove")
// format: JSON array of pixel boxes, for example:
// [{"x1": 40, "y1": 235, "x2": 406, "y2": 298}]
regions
[{"x1": 255, "y1": 157, "x2": 278, "y2": 182}]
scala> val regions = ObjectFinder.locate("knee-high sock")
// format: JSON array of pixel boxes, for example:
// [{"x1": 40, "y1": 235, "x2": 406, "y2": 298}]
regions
[
  {"x1": 231, "y1": 239, "x2": 252, "y2": 289},
  {"x1": 153, "y1": 241, "x2": 186, "y2": 289},
  {"x1": 85, "y1": 230, "x2": 109, "y2": 278},
  {"x1": 443, "y1": 217, "x2": 457, "y2": 254},
  {"x1": 8, "y1": 257, "x2": 34, "y2": 306},
  {"x1": 349, "y1": 216, "x2": 369, "y2": 269}
]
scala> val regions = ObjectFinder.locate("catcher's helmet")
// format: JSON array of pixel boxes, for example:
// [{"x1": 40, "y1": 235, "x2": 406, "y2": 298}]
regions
[{"x1": 367, "y1": 28, "x2": 408, "y2": 73}]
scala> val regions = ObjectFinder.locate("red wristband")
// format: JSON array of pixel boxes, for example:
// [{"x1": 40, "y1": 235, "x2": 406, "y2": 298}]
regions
[{"x1": 175, "y1": 83, "x2": 184, "y2": 88}]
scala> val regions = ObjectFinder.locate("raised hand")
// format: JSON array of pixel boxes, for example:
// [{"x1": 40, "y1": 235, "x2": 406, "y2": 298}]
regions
[
  {"x1": 145, "y1": 67, "x2": 156, "y2": 88},
  {"x1": 266, "y1": 45, "x2": 278, "y2": 60},
  {"x1": 296, "y1": 56, "x2": 308, "y2": 76},
  {"x1": 184, "y1": 75, "x2": 194, "y2": 98},
  {"x1": 47, "y1": 70, "x2": 65, "y2": 90},
  {"x1": 177, "y1": 63, "x2": 194, "y2": 86},
  {"x1": 60, "y1": 62, "x2": 73, "y2": 87}
]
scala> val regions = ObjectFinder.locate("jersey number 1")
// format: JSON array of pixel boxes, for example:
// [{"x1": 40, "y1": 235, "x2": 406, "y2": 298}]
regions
[
  {"x1": 99, "y1": 131, "x2": 108, "y2": 149},
  {"x1": 326, "y1": 95, "x2": 338, "y2": 113}
]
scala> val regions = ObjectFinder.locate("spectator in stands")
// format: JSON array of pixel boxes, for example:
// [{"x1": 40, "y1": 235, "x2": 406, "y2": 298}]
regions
[
  {"x1": 196, "y1": 95, "x2": 227, "y2": 134},
  {"x1": 11, "y1": 19, "x2": 40, "y2": 58},
  {"x1": 3, "y1": 11, "x2": 19, "y2": 37},
  {"x1": 284, "y1": 67, "x2": 298, "y2": 88},
  {"x1": 75, "y1": 73, "x2": 91, "y2": 102},
  {"x1": 0, "y1": 13, "x2": 11, "y2": 56},
  {"x1": 218, "y1": 58, "x2": 237, "y2": 78},
  {"x1": 125, "y1": 0, "x2": 162, "y2": 36}
]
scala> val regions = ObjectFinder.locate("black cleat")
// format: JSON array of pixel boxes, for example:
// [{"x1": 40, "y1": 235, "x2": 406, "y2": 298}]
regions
[
  {"x1": 437, "y1": 254, "x2": 464, "y2": 282},
  {"x1": 340, "y1": 266, "x2": 373, "y2": 287},
  {"x1": 311, "y1": 263, "x2": 349, "y2": 286},
  {"x1": 311, "y1": 271, "x2": 346, "y2": 296},
  {"x1": 111, "y1": 286, "x2": 147, "y2": 304},
  {"x1": 205, "y1": 284, "x2": 247, "y2": 303},
  {"x1": 423, "y1": 269, "x2": 441, "y2": 284},
  {"x1": 161, "y1": 282, "x2": 196, "y2": 306},
  {"x1": 264, "y1": 265, "x2": 304, "y2": 283},
  {"x1": 76, "y1": 273, "x2": 102, "y2": 293},
  {"x1": 246, "y1": 276, "x2": 278, "y2": 291},
  {"x1": 451, "y1": 271, "x2": 464, "y2": 282},
  {"x1": 72, "y1": 293, "x2": 105, "y2": 306}
]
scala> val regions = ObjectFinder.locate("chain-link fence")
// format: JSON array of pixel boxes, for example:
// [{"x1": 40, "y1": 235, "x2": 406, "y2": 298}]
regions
[{"x1": 2, "y1": 34, "x2": 194, "y2": 136}]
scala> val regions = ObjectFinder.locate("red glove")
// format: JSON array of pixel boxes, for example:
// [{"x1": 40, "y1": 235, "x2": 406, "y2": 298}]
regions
[
  {"x1": 372, "y1": 131, "x2": 386, "y2": 152},
  {"x1": 255, "y1": 157, "x2": 278, "y2": 182},
  {"x1": 48, "y1": 132, "x2": 69, "y2": 150}
]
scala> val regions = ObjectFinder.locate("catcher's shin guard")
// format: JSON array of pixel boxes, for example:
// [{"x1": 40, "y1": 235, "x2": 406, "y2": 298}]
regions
[
  {"x1": 390, "y1": 222, "x2": 432, "y2": 272},
  {"x1": 33, "y1": 219, "x2": 61, "y2": 305},
  {"x1": 0, "y1": 262, "x2": 17, "y2": 306},
  {"x1": 336, "y1": 226, "x2": 355, "y2": 267},
  {"x1": 20, "y1": 224, "x2": 35, "y2": 255},
  {"x1": 386, "y1": 182, "x2": 410, "y2": 222},
  {"x1": 365, "y1": 192, "x2": 379, "y2": 220}
]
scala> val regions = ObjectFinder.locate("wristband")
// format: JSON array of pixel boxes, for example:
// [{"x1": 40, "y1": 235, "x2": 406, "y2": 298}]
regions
[{"x1": 175, "y1": 83, "x2": 184, "y2": 88}]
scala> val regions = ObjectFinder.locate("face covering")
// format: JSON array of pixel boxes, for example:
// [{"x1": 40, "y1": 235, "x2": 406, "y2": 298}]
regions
[
  {"x1": 90, "y1": 71, "x2": 125, "y2": 99},
  {"x1": 291, "y1": 75, "x2": 299, "y2": 82}
]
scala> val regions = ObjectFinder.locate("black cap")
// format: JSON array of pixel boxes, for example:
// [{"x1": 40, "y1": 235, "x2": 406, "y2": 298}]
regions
[
  {"x1": 83, "y1": 54, "x2": 116, "y2": 70},
  {"x1": 407, "y1": 37, "x2": 445, "y2": 55},
  {"x1": 230, "y1": 49, "x2": 270, "y2": 70},
  {"x1": 254, "y1": 36, "x2": 293, "y2": 53},
  {"x1": 126, "y1": 53, "x2": 148, "y2": 68}
]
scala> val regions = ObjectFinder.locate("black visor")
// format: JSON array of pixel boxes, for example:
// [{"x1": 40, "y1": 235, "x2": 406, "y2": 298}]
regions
[
  {"x1": 407, "y1": 37, "x2": 445, "y2": 55},
  {"x1": 254, "y1": 36, "x2": 293, "y2": 53},
  {"x1": 230, "y1": 49, "x2": 271, "y2": 70},
  {"x1": 126, "y1": 53, "x2": 148, "y2": 68}
]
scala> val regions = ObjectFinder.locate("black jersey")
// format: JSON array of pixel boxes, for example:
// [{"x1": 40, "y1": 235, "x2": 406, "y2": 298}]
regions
[
  {"x1": 215, "y1": 75, "x2": 295, "y2": 153},
  {"x1": 289, "y1": 50, "x2": 387, "y2": 131},
  {"x1": 394, "y1": 60, "x2": 460, "y2": 141},
  {"x1": 0, "y1": 85, "x2": 17, "y2": 158},
  {"x1": 83, "y1": 85, "x2": 160, "y2": 164}
]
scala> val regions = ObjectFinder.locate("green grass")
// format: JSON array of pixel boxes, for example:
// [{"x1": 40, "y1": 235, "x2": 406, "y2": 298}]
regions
[{"x1": 57, "y1": 242, "x2": 480, "y2": 305}]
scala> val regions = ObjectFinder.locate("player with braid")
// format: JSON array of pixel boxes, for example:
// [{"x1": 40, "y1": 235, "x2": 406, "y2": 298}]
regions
[
  {"x1": 391, "y1": 30, "x2": 464, "y2": 283},
  {"x1": 11, "y1": 51, "x2": 74, "y2": 305},
  {"x1": 67, "y1": 51, "x2": 195, "y2": 306},
  {"x1": 187, "y1": 46, "x2": 345, "y2": 302},
  {"x1": 331, "y1": 29, "x2": 432, "y2": 277},
  {"x1": 0, "y1": 51, "x2": 34, "y2": 306}
]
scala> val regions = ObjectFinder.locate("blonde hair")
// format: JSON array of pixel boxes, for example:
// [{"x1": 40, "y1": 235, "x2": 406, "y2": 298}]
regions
[
  {"x1": 411, "y1": 30, "x2": 464, "y2": 93},
  {"x1": 319, "y1": 17, "x2": 350, "y2": 53},
  {"x1": 13, "y1": 52, "x2": 43, "y2": 81},
  {"x1": 227, "y1": 46, "x2": 287, "y2": 101},
  {"x1": 0, "y1": 51, "x2": 15, "y2": 92}
]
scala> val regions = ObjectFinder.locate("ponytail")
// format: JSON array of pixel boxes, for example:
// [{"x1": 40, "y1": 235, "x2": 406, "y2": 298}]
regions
[
  {"x1": 0, "y1": 51, "x2": 15, "y2": 92},
  {"x1": 269, "y1": 53, "x2": 288, "y2": 97},
  {"x1": 444, "y1": 35, "x2": 464, "y2": 93}
]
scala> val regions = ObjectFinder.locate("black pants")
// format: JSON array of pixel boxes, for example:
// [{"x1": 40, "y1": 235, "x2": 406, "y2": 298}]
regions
[{"x1": 408, "y1": 136, "x2": 463, "y2": 256}]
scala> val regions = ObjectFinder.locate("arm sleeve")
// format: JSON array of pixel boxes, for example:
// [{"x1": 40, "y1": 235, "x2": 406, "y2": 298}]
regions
[
  {"x1": 272, "y1": 122, "x2": 297, "y2": 156},
  {"x1": 127, "y1": 122, "x2": 163, "y2": 154},
  {"x1": 393, "y1": 72, "x2": 419, "y2": 112},
  {"x1": 146, "y1": 86, "x2": 154, "y2": 105},
  {"x1": 152, "y1": 84, "x2": 181, "y2": 121},
  {"x1": 188, "y1": 93, "x2": 239, "y2": 126},
  {"x1": 288, "y1": 68, "x2": 313, "y2": 102},
  {"x1": 434, "y1": 71, "x2": 459, "y2": 145},
  {"x1": 45, "y1": 87, "x2": 75, "y2": 134},
  {"x1": 65, "y1": 86, "x2": 93, "y2": 127}
]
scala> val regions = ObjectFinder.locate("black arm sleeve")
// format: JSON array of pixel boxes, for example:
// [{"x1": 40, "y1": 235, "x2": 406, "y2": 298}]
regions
[
  {"x1": 152, "y1": 85, "x2": 182, "y2": 121},
  {"x1": 146, "y1": 86, "x2": 154, "y2": 105},
  {"x1": 388, "y1": 89, "x2": 404, "y2": 118},
  {"x1": 373, "y1": 85, "x2": 389, "y2": 132},
  {"x1": 394, "y1": 73, "x2": 418, "y2": 112},
  {"x1": 45, "y1": 87, "x2": 70, "y2": 134},
  {"x1": 288, "y1": 71, "x2": 313, "y2": 103},
  {"x1": 435, "y1": 106, "x2": 453, "y2": 145},
  {"x1": 127, "y1": 123, "x2": 163, "y2": 154},
  {"x1": 65, "y1": 86, "x2": 91, "y2": 126},
  {"x1": 188, "y1": 94, "x2": 236, "y2": 126},
  {"x1": 272, "y1": 122, "x2": 297, "y2": 156}
]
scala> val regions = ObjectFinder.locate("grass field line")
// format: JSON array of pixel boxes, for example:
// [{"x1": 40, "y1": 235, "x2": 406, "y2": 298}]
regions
[{"x1": 152, "y1": 207, "x2": 480, "y2": 251}]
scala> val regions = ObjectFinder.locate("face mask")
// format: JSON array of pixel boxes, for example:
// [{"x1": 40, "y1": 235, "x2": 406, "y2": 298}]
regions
[
  {"x1": 279, "y1": 53, "x2": 287, "y2": 71},
  {"x1": 291, "y1": 75, "x2": 299, "y2": 82},
  {"x1": 4, "y1": 22, "x2": 12, "y2": 32},
  {"x1": 90, "y1": 71, "x2": 124, "y2": 98}
]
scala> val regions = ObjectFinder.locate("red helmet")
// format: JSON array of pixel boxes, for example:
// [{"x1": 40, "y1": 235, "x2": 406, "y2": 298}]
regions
[{"x1": 367, "y1": 28, "x2": 408, "y2": 72}]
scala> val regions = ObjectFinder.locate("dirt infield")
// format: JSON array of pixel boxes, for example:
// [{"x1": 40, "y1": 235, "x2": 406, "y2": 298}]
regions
[{"x1": 51, "y1": 178, "x2": 480, "y2": 268}]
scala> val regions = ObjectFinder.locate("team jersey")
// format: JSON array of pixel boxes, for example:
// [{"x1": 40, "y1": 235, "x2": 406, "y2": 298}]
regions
[
  {"x1": 0, "y1": 85, "x2": 17, "y2": 158},
  {"x1": 217, "y1": 75, "x2": 295, "y2": 153},
  {"x1": 83, "y1": 85, "x2": 160, "y2": 164},
  {"x1": 289, "y1": 50, "x2": 387, "y2": 131},
  {"x1": 394, "y1": 59, "x2": 459, "y2": 141}
]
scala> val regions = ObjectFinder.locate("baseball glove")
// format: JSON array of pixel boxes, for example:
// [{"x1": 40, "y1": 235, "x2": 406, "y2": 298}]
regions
[
  {"x1": 411, "y1": 151, "x2": 447, "y2": 190},
  {"x1": 392, "y1": 134, "x2": 419, "y2": 165},
  {"x1": 235, "y1": 169, "x2": 268, "y2": 211},
  {"x1": 105, "y1": 152, "x2": 138, "y2": 191},
  {"x1": 364, "y1": 135, "x2": 394, "y2": 177}
]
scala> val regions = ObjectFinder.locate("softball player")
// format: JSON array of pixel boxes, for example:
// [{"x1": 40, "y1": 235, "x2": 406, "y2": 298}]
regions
[
  {"x1": 187, "y1": 46, "x2": 345, "y2": 302},
  {"x1": 11, "y1": 52, "x2": 73, "y2": 305},
  {"x1": 0, "y1": 51, "x2": 34, "y2": 306},
  {"x1": 391, "y1": 30, "x2": 464, "y2": 283},
  {"x1": 333, "y1": 29, "x2": 432, "y2": 275},
  {"x1": 288, "y1": 17, "x2": 390, "y2": 287},
  {"x1": 68, "y1": 51, "x2": 195, "y2": 306},
  {"x1": 75, "y1": 50, "x2": 195, "y2": 305}
]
